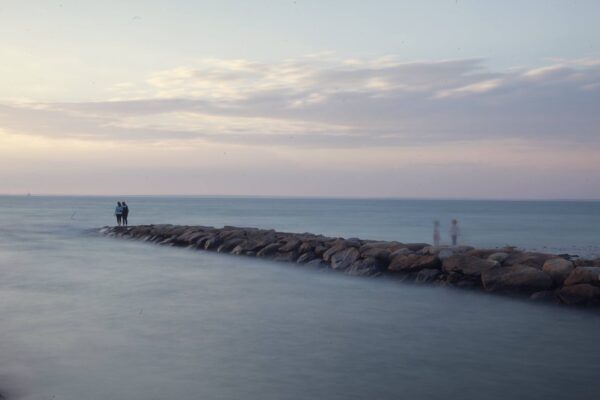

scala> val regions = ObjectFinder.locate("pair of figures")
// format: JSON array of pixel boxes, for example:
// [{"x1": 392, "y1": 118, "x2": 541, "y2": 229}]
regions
[
  {"x1": 114, "y1": 202, "x2": 129, "y2": 226},
  {"x1": 433, "y1": 219, "x2": 460, "y2": 247}
]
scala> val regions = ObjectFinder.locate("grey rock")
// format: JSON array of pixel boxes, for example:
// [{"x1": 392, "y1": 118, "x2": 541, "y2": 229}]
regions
[
  {"x1": 330, "y1": 248, "x2": 360, "y2": 271},
  {"x1": 542, "y1": 258, "x2": 574, "y2": 286},
  {"x1": 298, "y1": 241, "x2": 315, "y2": 254},
  {"x1": 347, "y1": 257, "x2": 385, "y2": 276},
  {"x1": 481, "y1": 264, "x2": 553, "y2": 293},
  {"x1": 279, "y1": 238, "x2": 301, "y2": 252},
  {"x1": 558, "y1": 284, "x2": 600, "y2": 306},
  {"x1": 360, "y1": 247, "x2": 391, "y2": 261},
  {"x1": 504, "y1": 252, "x2": 554, "y2": 269},
  {"x1": 297, "y1": 252, "x2": 317, "y2": 264},
  {"x1": 405, "y1": 243, "x2": 430, "y2": 252},
  {"x1": 257, "y1": 243, "x2": 281, "y2": 257},
  {"x1": 420, "y1": 246, "x2": 440, "y2": 255},
  {"x1": 323, "y1": 243, "x2": 347, "y2": 262},
  {"x1": 563, "y1": 266, "x2": 600, "y2": 287},
  {"x1": 390, "y1": 248, "x2": 412, "y2": 258},
  {"x1": 388, "y1": 254, "x2": 441, "y2": 272},
  {"x1": 204, "y1": 237, "x2": 223, "y2": 250},
  {"x1": 345, "y1": 238, "x2": 362, "y2": 248},
  {"x1": 314, "y1": 244, "x2": 329, "y2": 256},
  {"x1": 488, "y1": 252, "x2": 510, "y2": 264},
  {"x1": 217, "y1": 238, "x2": 245, "y2": 253},
  {"x1": 442, "y1": 255, "x2": 499, "y2": 277}
]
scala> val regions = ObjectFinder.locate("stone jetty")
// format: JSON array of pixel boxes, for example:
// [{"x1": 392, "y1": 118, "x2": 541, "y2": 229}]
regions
[{"x1": 99, "y1": 224, "x2": 600, "y2": 308}]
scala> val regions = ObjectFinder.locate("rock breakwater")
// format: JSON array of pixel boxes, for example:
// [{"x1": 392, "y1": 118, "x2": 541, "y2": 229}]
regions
[{"x1": 99, "y1": 225, "x2": 600, "y2": 308}]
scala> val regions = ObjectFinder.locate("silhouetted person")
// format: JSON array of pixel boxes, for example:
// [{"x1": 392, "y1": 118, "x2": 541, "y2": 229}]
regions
[
  {"x1": 433, "y1": 220, "x2": 440, "y2": 247},
  {"x1": 122, "y1": 201, "x2": 129, "y2": 226},
  {"x1": 450, "y1": 219, "x2": 460, "y2": 246},
  {"x1": 115, "y1": 202, "x2": 123, "y2": 226}
]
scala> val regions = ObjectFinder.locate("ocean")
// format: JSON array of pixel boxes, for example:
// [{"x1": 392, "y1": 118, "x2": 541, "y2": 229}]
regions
[{"x1": 1, "y1": 196, "x2": 600, "y2": 400}]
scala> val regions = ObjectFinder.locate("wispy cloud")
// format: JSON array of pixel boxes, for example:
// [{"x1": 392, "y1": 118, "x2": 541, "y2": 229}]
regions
[{"x1": 1, "y1": 56, "x2": 599, "y2": 148}]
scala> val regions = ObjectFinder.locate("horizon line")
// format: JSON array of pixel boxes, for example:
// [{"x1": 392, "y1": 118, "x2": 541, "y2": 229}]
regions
[{"x1": 1, "y1": 193, "x2": 599, "y2": 202}]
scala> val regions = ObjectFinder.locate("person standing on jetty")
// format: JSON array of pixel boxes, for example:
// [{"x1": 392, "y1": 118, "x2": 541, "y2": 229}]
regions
[
  {"x1": 450, "y1": 219, "x2": 460, "y2": 246},
  {"x1": 115, "y1": 202, "x2": 123, "y2": 226},
  {"x1": 433, "y1": 220, "x2": 440, "y2": 247},
  {"x1": 121, "y1": 201, "x2": 129, "y2": 226}
]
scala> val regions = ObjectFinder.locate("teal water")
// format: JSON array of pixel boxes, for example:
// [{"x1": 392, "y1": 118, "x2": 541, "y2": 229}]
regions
[
  {"x1": 1, "y1": 196, "x2": 599, "y2": 400},
  {"x1": 2, "y1": 196, "x2": 600, "y2": 256}
]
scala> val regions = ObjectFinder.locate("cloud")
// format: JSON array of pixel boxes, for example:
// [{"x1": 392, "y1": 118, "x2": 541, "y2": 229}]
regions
[{"x1": 1, "y1": 56, "x2": 599, "y2": 147}]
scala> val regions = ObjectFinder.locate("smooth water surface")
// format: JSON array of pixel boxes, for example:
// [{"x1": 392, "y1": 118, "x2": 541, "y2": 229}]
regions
[{"x1": 1, "y1": 196, "x2": 599, "y2": 400}]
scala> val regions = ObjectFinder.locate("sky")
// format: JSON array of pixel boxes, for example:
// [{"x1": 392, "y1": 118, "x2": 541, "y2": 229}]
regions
[{"x1": 1, "y1": 0, "x2": 599, "y2": 199}]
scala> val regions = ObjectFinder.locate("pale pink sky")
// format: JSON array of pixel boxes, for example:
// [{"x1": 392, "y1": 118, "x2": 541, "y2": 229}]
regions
[{"x1": 1, "y1": 1, "x2": 599, "y2": 199}]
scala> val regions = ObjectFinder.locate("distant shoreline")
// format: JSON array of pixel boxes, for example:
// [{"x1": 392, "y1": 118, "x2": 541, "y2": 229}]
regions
[{"x1": 99, "y1": 224, "x2": 600, "y2": 308}]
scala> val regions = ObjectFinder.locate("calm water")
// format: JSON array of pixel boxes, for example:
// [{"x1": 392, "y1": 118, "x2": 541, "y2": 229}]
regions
[{"x1": 1, "y1": 196, "x2": 600, "y2": 400}]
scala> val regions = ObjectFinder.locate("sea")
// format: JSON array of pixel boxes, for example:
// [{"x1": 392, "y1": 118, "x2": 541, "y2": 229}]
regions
[{"x1": 1, "y1": 195, "x2": 599, "y2": 400}]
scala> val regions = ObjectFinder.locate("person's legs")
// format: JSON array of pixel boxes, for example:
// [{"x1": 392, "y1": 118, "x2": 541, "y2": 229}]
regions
[
  {"x1": 452, "y1": 235, "x2": 457, "y2": 246},
  {"x1": 123, "y1": 215, "x2": 128, "y2": 226},
  {"x1": 117, "y1": 215, "x2": 122, "y2": 226}
]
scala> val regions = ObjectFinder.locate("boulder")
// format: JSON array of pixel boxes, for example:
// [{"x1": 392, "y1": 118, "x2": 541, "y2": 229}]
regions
[
  {"x1": 230, "y1": 245, "x2": 245, "y2": 256},
  {"x1": 481, "y1": 264, "x2": 553, "y2": 293},
  {"x1": 297, "y1": 252, "x2": 317, "y2": 264},
  {"x1": 298, "y1": 241, "x2": 316, "y2": 254},
  {"x1": 442, "y1": 255, "x2": 499, "y2": 277},
  {"x1": 420, "y1": 246, "x2": 441, "y2": 255},
  {"x1": 405, "y1": 243, "x2": 430, "y2": 252},
  {"x1": 360, "y1": 241, "x2": 402, "y2": 252},
  {"x1": 219, "y1": 229, "x2": 246, "y2": 241},
  {"x1": 345, "y1": 238, "x2": 362, "y2": 248},
  {"x1": 347, "y1": 257, "x2": 385, "y2": 276},
  {"x1": 488, "y1": 252, "x2": 510, "y2": 264},
  {"x1": 204, "y1": 237, "x2": 223, "y2": 250},
  {"x1": 330, "y1": 248, "x2": 360, "y2": 271},
  {"x1": 231, "y1": 240, "x2": 265, "y2": 255},
  {"x1": 504, "y1": 252, "x2": 553, "y2": 269},
  {"x1": 563, "y1": 266, "x2": 600, "y2": 287},
  {"x1": 388, "y1": 254, "x2": 441, "y2": 272},
  {"x1": 322, "y1": 243, "x2": 347, "y2": 262},
  {"x1": 279, "y1": 238, "x2": 301, "y2": 252},
  {"x1": 542, "y1": 258, "x2": 574, "y2": 286},
  {"x1": 360, "y1": 247, "x2": 391, "y2": 261},
  {"x1": 314, "y1": 244, "x2": 329, "y2": 256},
  {"x1": 195, "y1": 235, "x2": 214, "y2": 248},
  {"x1": 176, "y1": 230, "x2": 205, "y2": 244},
  {"x1": 217, "y1": 238, "x2": 245, "y2": 253},
  {"x1": 256, "y1": 243, "x2": 281, "y2": 257},
  {"x1": 557, "y1": 284, "x2": 600, "y2": 306},
  {"x1": 390, "y1": 248, "x2": 412, "y2": 258}
]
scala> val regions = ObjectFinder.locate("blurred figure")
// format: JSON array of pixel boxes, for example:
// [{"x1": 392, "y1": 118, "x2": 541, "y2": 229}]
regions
[
  {"x1": 122, "y1": 201, "x2": 129, "y2": 226},
  {"x1": 115, "y1": 202, "x2": 123, "y2": 226},
  {"x1": 433, "y1": 220, "x2": 440, "y2": 247},
  {"x1": 450, "y1": 219, "x2": 460, "y2": 246}
]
